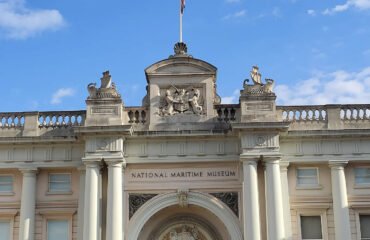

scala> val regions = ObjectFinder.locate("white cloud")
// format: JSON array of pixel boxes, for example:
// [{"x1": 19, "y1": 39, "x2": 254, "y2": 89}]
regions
[
  {"x1": 307, "y1": 9, "x2": 316, "y2": 16},
  {"x1": 221, "y1": 89, "x2": 240, "y2": 104},
  {"x1": 322, "y1": 0, "x2": 370, "y2": 15},
  {"x1": 363, "y1": 49, "x2": 370, "y2": 56},
  {"x1": 272, "y1": 7, "x2": 282, "y2": 17},
  {"x1": 275, "y1": 66, "x2": 370, "y2": 105},
  {"x1": 222, "y1": 10, "x2": 246, "y2": 20},
  {"x1": 51, "y1": 88, "x2": 75, "y2": 104},
  {"x1": 0, "y1": 0, "x2": 65, "y2": 39}
]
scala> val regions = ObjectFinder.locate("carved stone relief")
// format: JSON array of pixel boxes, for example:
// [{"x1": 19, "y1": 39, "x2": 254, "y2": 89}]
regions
[
  {"x1": 177, "y1": 190, "x2": 189, "y2": 208},
  {"x1": 210, "y1": 192, "x2": 239, "y2": 216},
  {"x1": 159, "y1": 86, "x2": 204, "y2": 116},
  {"x1": 241, "y1": 134, "x2": 279, "y2": 149},
  {"x1": 129, "y1": 194, "x2": 157, "y2": 218},
  {"x1": 162, "y1": 225, "x2": 204, "y2": 240},
  {"x1": 86, "y1": 137, "x2": 123, "y2": 153}
]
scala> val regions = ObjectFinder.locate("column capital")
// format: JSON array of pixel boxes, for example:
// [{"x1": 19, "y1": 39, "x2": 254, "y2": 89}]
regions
[
  {"x1": 329, "y1": 160, "x2": 348, "y2": 169},
  {"x1": 82, "y1": 157, "x2": 102, "y2": 168},
  {"x1": 262, "y1": 154, "x2": 282, "y2": 164},
  {"x1": 105, "y1": 158, "x2": 125, "y2": 168},
  {"x1": 19, "y1": 168, "x2": 38, "y2": 175},
  {"x1": 240, "y1": 154, "x2": 260, "y2": 164}
]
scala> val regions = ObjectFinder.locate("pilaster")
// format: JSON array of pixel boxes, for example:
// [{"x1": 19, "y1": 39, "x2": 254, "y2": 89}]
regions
[
  {"x1": 280, "y1": 161, "x2": 292, "y2": 240},
  {"x1": 77, "y1": 166, "x2": 86, "y2": 240}
]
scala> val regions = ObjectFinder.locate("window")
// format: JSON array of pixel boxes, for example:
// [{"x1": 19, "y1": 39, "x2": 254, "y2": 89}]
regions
[
  {"x1": 47, "y1": 219, "x2": 69, "y2": 240},
  {"x1": 48, "y1": 174, "x2": 71, "y2": 192},
  {"x1": 355, "y1": 168, "x2": 370, "y2": 185},
  {"x1": 297, "y1": 168, "x2": 319, "y2": 187},
  {"x1": 0, "y1": 220, "x2": 11, "y2": 240},
  {"x1": 0, "y1": 176, "x2": 13, "y2": 193},
  {"x1": 360, "y1": 215, "x2": 370, "y2": 240},
  {"x1": 301, "y1": 216, "x2": 322, "y2": 240}
]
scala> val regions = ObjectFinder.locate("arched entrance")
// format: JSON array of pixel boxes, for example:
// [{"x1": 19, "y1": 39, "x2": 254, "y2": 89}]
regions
[{"x1": 127, "y1": 191, "x2": 243, "y2": 240}]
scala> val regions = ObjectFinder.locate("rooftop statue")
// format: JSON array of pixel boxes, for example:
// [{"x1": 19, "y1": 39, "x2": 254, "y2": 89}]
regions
[
  {"x1": 87, "y1": 71, "x2": 121, "y2": 99},
  {"x1": 250, "y1": 66, "x2": 262, "y2": 85},
  {"x1": 243, "y1": 66, "x2": 275, "y2": 95}
]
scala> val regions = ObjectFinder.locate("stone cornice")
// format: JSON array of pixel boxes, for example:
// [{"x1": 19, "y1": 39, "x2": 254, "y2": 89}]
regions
[
  {"x1": 231, "y1": 122, "x2": 290, "y2": 131},
  {"x1": 74, "y1": 125, "x2": 132, "y2": 136}
]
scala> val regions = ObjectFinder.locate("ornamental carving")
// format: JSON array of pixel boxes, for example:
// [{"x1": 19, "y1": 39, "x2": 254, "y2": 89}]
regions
[
  {"x1": 177, "y1": 189, "x2": 189, "y2": 208},
  {"x1": 163, "y1": 225, "x2": 205, "y2": 240},
  {"x1": 210, "y1": 192, "x2": 239, "y2": 216},
  {"x1": 243, "y1": 66, "x2": 275, "y2": 95},
  {"x1": 129, "y1": 194, "x2": 157, "y2": 218},
  {"x1": 87, "y1": 71, "x2": 121, "y2": 99},
  {"x1": 159, "y1": 86, "x2": 203, "y2": 116}
]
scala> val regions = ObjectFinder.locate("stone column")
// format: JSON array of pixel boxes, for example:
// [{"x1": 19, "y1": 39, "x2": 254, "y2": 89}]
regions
[
  {"x1": 280, "y1": 161, "x2": 292, "y2": 240},
  {"x1": 18, "y1": 168, "x2": 38, "y2": 240},
  {"x1": 264, "y1": 156, "x2": 285, "y2": 240},
  {"x1": 77, "y1": 166, "x2": 86, "y2": 240},
  {"x1": 105, "y1": 159, "x2": 124, "y2": 240},
  {"x1": 329, "y1": 161, "x2": 351, "y2": 240},
  {"x1": 241, "y1": 156, "x2": 261, "y2": 240},
  {"x1": 83, "y1": 160, "x2": 101, "y2": 240}
]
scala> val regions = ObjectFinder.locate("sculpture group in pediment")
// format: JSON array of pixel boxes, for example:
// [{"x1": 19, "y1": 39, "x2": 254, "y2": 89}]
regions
[{"x1": 159, "y1": 86, "x2": 203, "y2": 116}]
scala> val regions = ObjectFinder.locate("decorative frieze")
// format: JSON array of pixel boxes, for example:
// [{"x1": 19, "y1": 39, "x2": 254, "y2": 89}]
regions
[
  {"x1": 86, "y1": 137, "x2": 123, "y2": 153},
  {"x1": 241, "y1": 134, "x2": 279, "y2": 150}
]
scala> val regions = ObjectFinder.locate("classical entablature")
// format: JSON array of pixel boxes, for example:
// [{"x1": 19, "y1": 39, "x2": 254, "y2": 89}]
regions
[{"x1": 1, "y1": 42, "x2": 370, "y2": 240}]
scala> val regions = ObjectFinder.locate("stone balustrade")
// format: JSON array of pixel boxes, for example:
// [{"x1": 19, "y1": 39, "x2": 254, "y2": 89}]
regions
[
  {"x1": 0, "y1": 112, "x2": 25, "y2": 128},
  {"x1": 0, "y1": 104, "x2": 370, "y2": 137},
  {"x1": 278, "y1": 105, "x2": 327, "y2": 122},
  {"x1": 340, "y1": 104, "x2": 370, "y2": 121},
  {"x1": 215, "y1": 104, "x2": 239, "y2": 122},
  {"x1": 125, "y1": 107, "x2": 147, "y2": 124},
  {"x1": 38, "y1": 111, "x2": 85, "y2": 128}
]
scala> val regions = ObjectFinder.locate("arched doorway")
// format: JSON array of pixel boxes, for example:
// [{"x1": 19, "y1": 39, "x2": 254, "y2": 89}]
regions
[{"x1": 127, "y1": 191, "x2": 243, "y2": 240}]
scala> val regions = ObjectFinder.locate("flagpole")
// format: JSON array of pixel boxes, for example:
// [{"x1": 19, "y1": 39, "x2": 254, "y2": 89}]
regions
[{"x1": 180, "y1": 1, "x2": 183, "y2": 43}]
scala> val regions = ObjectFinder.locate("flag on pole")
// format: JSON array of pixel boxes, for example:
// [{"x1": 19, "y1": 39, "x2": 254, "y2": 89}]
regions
[{"x1": 181, "y1": 0, "x2": 186, "y2": 14}]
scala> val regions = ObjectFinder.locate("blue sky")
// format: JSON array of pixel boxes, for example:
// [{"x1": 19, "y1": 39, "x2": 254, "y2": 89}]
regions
[{"x1": 0, "y1": 0, "x2": 370, "y2": 112}]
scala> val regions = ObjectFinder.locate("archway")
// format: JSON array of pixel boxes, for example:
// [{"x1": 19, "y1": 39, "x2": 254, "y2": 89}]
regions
[{"x1": 127, "y1": 191, "x2": 243, "y2": 240}]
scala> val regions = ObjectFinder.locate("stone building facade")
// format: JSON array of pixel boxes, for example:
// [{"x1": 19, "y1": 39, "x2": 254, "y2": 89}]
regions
[{"x1": 0, "y1": 43, "x2": 370, "y2": 240}]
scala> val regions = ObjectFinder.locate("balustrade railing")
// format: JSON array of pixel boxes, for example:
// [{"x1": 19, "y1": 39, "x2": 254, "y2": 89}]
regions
[
  {"x1": 340, "y1": 104, "x2": 370, "y2": 121},
  {"x1": 215, "y1": 104, "x2": 238, "y2": 122},
  {"x1": 126, "y1": 107, "x2": 147, "y2": 124},
  {"x1": 278, "y1": 105, "x2": 327, "y2": 122},
  {"x1": 38, "y1": 111, "x2": 85, "y2": 128},
  {"x1": 0, "y1": 112, "x2": 25, "y2": 128}
]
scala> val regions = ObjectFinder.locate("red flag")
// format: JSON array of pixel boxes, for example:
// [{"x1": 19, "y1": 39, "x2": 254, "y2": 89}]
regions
[{"x1": 181, "y1": 0, "x2": 185, "y2": 14}]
